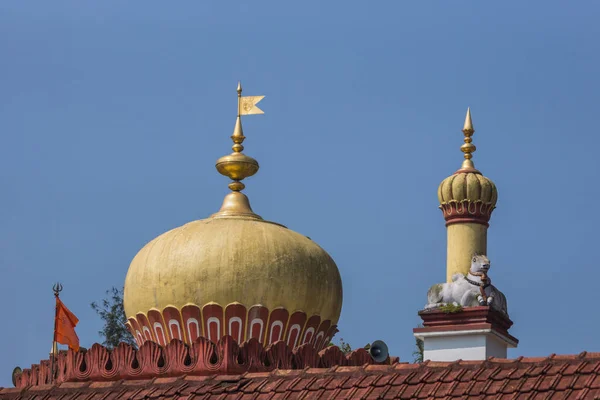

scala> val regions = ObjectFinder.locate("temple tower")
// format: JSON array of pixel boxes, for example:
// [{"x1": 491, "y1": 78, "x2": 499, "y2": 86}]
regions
[{"x1": 415, "y1": 109, "x2": 517, "y2": 361}]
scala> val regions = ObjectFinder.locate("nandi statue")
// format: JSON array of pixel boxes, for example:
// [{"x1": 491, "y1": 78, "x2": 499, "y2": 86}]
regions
[{"x1": 425, "y1": 254, "x2": 508, "y2": 315}]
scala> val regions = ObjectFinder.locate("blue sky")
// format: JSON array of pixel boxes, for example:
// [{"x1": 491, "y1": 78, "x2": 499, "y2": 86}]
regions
[{"x1": 1, "y1": 0, "x2": 599, "y2": 387}]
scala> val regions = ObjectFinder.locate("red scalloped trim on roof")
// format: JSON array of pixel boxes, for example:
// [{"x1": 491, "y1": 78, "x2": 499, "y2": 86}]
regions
[{"x1": 13, "y1": 335, "x2": 393, "y2": 388}]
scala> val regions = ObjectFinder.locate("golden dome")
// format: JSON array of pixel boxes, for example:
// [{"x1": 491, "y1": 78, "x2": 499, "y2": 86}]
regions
[
  {"x1": 123, "y1": 83, "x2": 343, "y2": 351},
  {"x1": 123, "y1": 217, "x2": 343, "y2": 332}
]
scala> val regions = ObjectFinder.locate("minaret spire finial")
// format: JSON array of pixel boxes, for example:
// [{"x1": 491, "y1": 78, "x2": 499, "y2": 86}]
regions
[
  {"x1": 459, "y1": 107, "x2": 477, "y2": 171},
  {"x1": 213, "y1": 82, "x2": 265, "y2": 219}
]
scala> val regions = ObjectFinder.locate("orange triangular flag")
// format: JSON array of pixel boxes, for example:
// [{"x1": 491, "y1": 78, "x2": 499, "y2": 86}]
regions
[{"x1": 55, "y1": 297, "x2": 80, "y2": 351}]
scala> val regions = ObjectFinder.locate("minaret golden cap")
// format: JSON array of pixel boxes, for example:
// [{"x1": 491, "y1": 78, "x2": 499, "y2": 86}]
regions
[
  {"x1": 213, "y1": 82, "x2": 265, "y2": 219},
  {"x1": 459, "y1": 107, "x2": 479, "y2": 172},
  {"x1": 438, "y1": 107, "x2": 498, "y2": 214}
]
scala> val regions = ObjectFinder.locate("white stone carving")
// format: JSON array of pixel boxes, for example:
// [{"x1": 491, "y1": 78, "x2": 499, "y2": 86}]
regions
[{"x1": 425, "y1": 254, "x2": 508, "y2": 314}]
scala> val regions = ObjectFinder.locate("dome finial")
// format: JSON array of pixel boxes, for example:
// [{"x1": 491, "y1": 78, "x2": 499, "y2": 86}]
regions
[
  {"x1": 459, "y1": 107, "x2": 477, "y2": 170},
  {"x1": 213, "y1": 82, "x2": 265, "y2": 219}
]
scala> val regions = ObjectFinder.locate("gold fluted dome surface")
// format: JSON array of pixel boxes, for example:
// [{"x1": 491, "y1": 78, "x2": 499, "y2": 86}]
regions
[
  {"x1": 123, "y1": 217, "x2": 343, "y2": 324},
  {"x1": 437, "y1": 172, "x2": 498, "y2": 206}
]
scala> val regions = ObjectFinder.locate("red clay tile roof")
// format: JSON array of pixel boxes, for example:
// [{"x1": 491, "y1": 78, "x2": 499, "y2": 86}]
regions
[{"x1": 4, "y1": 352, "x2": 600, "y2": 399}]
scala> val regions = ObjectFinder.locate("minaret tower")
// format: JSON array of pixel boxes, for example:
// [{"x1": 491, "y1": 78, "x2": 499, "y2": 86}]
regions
[
  {"x1": 414, "y1": 109, "x2": 516, "y2": 362},
  {"x1": 437, "y1": 108, "x2": 498, "y2": 282}
]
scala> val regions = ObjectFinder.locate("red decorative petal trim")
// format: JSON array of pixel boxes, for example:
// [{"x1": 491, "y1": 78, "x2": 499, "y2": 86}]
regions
[
  {"x1": 439, "y1": 201, "x2": 495, "y2": 227},
  {"x1": 126, "y1": 303, "x2": 336, "y2": 352},
  {"x1": 14, "y1": 336, "x2": 393, "y2": 387}
]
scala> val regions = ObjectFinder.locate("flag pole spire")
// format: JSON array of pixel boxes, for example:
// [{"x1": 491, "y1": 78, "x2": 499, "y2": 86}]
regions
[
  {"x1": 237, "y1": 81, "x2": 242, "y2": 116},
  {"x1": 51, "y1": 282, "x2": 62, "y2": 383},
  {"x1": 232, "y1": 81, "x2": 245, "y2": 154}
]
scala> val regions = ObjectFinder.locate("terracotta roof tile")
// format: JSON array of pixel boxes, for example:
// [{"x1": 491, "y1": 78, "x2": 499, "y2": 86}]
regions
[
  {"x1": 528, "y1": 393, "x2": 545, "y2": 400},
  {"x1": 241, "y1": 378, "x2": 268, "y2": 393},
  {"x1": 465, "y1": 379, "x2": 485, "y2": 396},
  {"x1": 522, "y1": 357, "x2": 550, "y2": 363},
  {"x1": 85, "y1": 392, "x2": 109, "y2": 400},
  {"x1": 494, "y1": 367, "x2": 518, "y2": 381},
  {"x1": 479, "y1": 365, "x2": 502, "y2": 381},
  {"x1": 450, "y1": 381, "x2": 468, "y2": 398},
  {"x1": 421, "y1": 369, "x2": 446, "y2": 385},
  {"x1": 439, "y1": 367, "x2": 464, "y2": 383},
  {"x1": 394, "y1": 363, "x2": 421, "y2": 371},
  {"x1": 353, "y1": 374, "x2": 377, "y2": 388},
  {"x1": 380, "y1": 384, "x2": 403, "y2": 399},
  {"x1": 308, "y1": 389, "x2": 328, "y2": 399},
  {"x1": 350, "y1": 386, "x2": 371, "y2": 399},
  {"x1": 340, "y1": 375, "x2": 366, "y2": 390},
  {"x1": 335, "y1": 387, "x2": 358, "y2": 399},
  {"x1": 286, "y1": 376, "x2": 312, "y2": 392},
  {"x1": 465, "y1": 364, "x2": 482, "y2": 381},
  {"x1": 103, "y1": 388, "x2": 130, "y2": 400},
  {"x1": 133, "y1": 387, "x2": 161, "y2": 399},
  {"x1": 58, "y1": 382, "x2": 90, "y2": 389},
  {"x1": 305, "y1": 368, "x2": 330, "y2": 376},
  {"x1": 554, "y1": 375, "x2": 574, "y2": 391},
  {"x1": 120, "y1": 388, "x2": 142, "y2": 399},
  {"x1": 414, "y1": 382, "x2": 434, "y2": 399},
  {"x1": 253, "y1": 379, "x2": 279, "y2": 394},
  {"x1": 391, "y1": 371, "x2": 418, "y2": 386},
  {"x1": 363, "y1": 364, "x2": 390, "y2": 373},
  {"x1": 431, "y1": 381, "x2": 452, "y2": 397},
  {"x1": 194, "y1": 382, "x2": 226, "y2": 395},
  {"x1": 589, "y1": 374, "x2": 600, "y2": 390},
  {"x1": 572, "y1": 375, "x2": 592, "y2": 391},
  {"x1": 398, "y1": 382, "x2": 420, "y2": 399},
  {"x1": 371, "y1": 373, "x2": 396, "y2": 388},
  {"x1": 306, "y1": 375, "x2": 333, "y2": 391},
  {"x1": 412, "y1": 369, "x2": 435, "y2": 385},
  {"x1": 185, "y1": 376, "x2": 219, "y2": 382},
  {"x1": 368, "y1": 385, "x2": 388, "y2": 399},
  {"x1": 563, "y1": 362, "x2": 588, "y2": 376},
  {"x1": 323, "y1": 376, "x2": 348, "y2": 390}
]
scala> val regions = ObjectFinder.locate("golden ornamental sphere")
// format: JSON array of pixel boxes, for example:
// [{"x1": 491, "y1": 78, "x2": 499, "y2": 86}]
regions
[
  {"x1": 123, "y1": 216, "x2": 343, "y2": 350},
  {"x1": 437, "y1": 172, "x2": 497, "y2": 206}
]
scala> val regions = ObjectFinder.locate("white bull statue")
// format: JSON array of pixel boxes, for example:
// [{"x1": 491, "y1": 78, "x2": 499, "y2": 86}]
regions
[{"x1": 425, "y1": 254, "x2": 508, "y2": 315}]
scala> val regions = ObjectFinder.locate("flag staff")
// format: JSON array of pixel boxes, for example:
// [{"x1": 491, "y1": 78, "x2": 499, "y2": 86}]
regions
[{"x1": 51, "y1": 282, "x2": 62, "y2": 383}]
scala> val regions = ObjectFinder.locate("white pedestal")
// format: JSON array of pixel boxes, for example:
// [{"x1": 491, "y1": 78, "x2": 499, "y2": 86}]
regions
[
  {"x1": 416, "y1": 327, "x2": 517, "y2": 361},
  {"x1": 414, "y1": 306, "x2": 518, "y2": 362}
]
